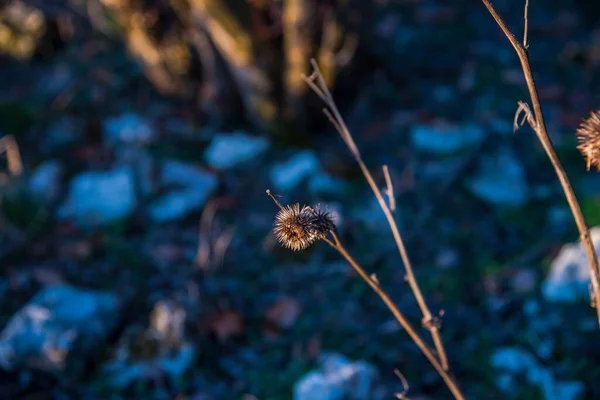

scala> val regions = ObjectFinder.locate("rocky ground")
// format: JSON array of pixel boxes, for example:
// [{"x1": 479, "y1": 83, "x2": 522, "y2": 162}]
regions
[{"x1": 2, "y1": 0, "x2": 600, "y2": 399}]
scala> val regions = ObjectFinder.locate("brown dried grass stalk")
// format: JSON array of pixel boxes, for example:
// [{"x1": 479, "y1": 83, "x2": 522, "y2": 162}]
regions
[
  {"x1": 298, "y1": 60, "x2": 465, "y2": 399},
  {"x1": 481, "y1": 0, "x2": 600, "y2": 326}
]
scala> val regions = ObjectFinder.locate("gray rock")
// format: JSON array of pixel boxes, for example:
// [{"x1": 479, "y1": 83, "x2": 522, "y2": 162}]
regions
[
  {"x1": 466, "y1": 147, "x2": 529, "y2": 206},
  {"x1": 491, "y1": 347, "x2": 583, "y2": 400},
  {"x1": 113, "y1": 146, "x2": 156, "y2": 197},
  {"x1": 57, "y1": 167, "x2": 136, "y2": 226},
  {"x1": 271, "y1": 151, "x2": 321, "y2": 191},
  {"x1": 28, "y1": 161, "x2": 63, "y2": 203},
  {"x1": 204, "y1": 132, "x2": 269, "y2": 169},
  {"x1": 294, "y1": 371, "x2": 343, "y2": 400},
  {"x1": 0, "y1": 284, "x2": 119, "y2": 372},
  {"x1": 148, "y1": 160, "x2": 218, "y2": 222},
  {"x1": 104, "y1": 112, "x2": 155, "y2": 144},
  {"x1": 411, "y1": 122, "x2": 483, "y2": 155},
  {"x1": 294, "y1": 353, "x2": 385, "y2": 400},
  {"x1": 319, "y1": 353, "x2": 351, "y2": 375},
  {"x1": 542, "y1": 226, "x2": 600, "y2": 302}
]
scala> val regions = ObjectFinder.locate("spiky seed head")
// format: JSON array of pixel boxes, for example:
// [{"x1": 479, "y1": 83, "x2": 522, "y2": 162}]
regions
[
  {"x1": 576, "y1": 111, "x2": 600, "y2": 171},
  {"x1": 305, "y1": 205, "x2": 336, "y2": 240},
  {"x1": 273, "y1": 204, "x2": 317, "y2": 251}
]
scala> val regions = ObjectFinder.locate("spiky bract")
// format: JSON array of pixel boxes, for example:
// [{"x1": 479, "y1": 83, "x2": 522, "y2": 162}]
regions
[
  {"x1": 274, "y1": 204, "x2": 316, "y2": 251},
  {"x1": 305, "y1": 205, "x2": 336, "y2": 240},
  {"x1": 272, "y1": 203, "x2": 337, "y2": 251},
  {"x1": 576, "y1": 111, "x2": 600, "y2": 172}
]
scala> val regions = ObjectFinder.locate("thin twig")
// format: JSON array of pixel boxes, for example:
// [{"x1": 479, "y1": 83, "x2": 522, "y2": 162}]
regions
[
  {"x1": 194, "y1": 199, "x2": 234, "y2": 270},
  {"x1": 213, "y1": 227, "x2": 234, "y2": 270},
  {"x1": 266, "y1": 189, "x2": 286, "y2": 211},
  {"x1": 513, "y1": 101, "x2": 536, "y2": 132},
  {"x1": 0, "y1": 135, "x2": 24, "y2": 177},
  {"x1": 382, "y1": 165, "x2": 396, "y2": 213},
  {"x1": 302, "y1": 59, "x2": 450, "y2": 370},
  {"x1": 322, "y1": 231, "x2": 465, "y2": 400},
  {"x1": 195, "y1": 201, "x2": 219, "y2": 269},
  {"x1": 523, "y1": 0, "x2": 529, "y2": 49},
  {"x1": 481, "y1": 0, "x2": 600, "y2": 326},
  {"x1": 394, "y1": 369, "x2": 412, "y2": 400}
]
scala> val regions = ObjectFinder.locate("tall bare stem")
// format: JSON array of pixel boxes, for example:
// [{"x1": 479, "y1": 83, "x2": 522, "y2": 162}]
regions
[
  {"x1": 302, "y1": 59, "x2": 450, "y2": 369},
  {"x1": 481, "y1": 0, "x2": 600, "y2": 326}
]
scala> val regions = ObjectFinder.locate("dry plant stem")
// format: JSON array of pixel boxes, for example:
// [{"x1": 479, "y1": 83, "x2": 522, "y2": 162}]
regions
[
  {"x1": 523, "y1": 0, "x2": 529, "y2": 49},
  {"x1": 302, "y1": 60, "x2": 449, "y2": 370},
  {"x1": 382, "y1": 165, "x2": 397, "y2": 213},
  {"x1": 0, "y1": 135, "x2": 23, "y2": 176},
  {"x1": 481, "y1": 0, "x2": 600, "y2": 326},
  {"x1": 191, "y1": 0, "x2": 277, "y2": 129},
  {"x1": 266, "y1": 189, "x2": 285, "y2": 210},
  {"x1": 323, "y1": 231, "x2": 465, "y2": 400},
  {"x1": 282, "y1": 0, "x2": 314, "y2": 126},
  {"x1": 394, "y1": 369, "x2": 411, "y2": 400}
]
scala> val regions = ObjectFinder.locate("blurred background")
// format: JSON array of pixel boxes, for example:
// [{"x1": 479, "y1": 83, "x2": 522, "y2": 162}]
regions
[{"x1": 2, "y1": 0, "x2": 600, "y2": 399}]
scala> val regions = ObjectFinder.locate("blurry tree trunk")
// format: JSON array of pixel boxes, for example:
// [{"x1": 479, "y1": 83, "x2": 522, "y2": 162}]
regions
[
  {"x1": 172, "y1": 0, "x2": 239, "y2": 128},
  {"x1": 190, "y1": 0, "x2": 278, "y2": 131},
  {"x1": 90, "y1": 0, "x2": 365, "y2": 133},
  {"x1": 282, "y1": 0, "x2": 316, "y2": 131},
  {"x1": 100, "y1": 0, "x2": 195, "y2": 97},
  {"x1": 187, "y1": 24, "x2": 238, "y2": 127},
  {"x1": 317, "y1": 0, "x2": 360, "y2": 89}
]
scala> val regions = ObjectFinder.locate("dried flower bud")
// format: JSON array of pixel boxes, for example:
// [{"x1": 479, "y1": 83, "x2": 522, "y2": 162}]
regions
[
  {"x1": 273, "y1": 204, "x2": 317, "y2": 251},
  {"x1": 576, "y1": 111, "x2": 600, "y2": 171},
  {"x1": 305, "y1": 205, "x2": 336, "y2": 240}
]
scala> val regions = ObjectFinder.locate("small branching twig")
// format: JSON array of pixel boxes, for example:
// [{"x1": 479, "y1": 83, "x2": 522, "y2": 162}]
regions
[
  {"x1": 382, "y1": 165, "x2": 396, "y2": 214},
  {"x1": 482, "y1": 0, "x2": 600, "y2": 326},
  {"x1": 265, "y1": 191, "x2": 466, "y2": 400},
  {"x1": 523, "y1": 0, "x2": 529, "y2": 49},
  {"x1": 394, "y1": 369, "x2": 412, "y2": 400},
  {"x1": 0, "y1": 135, "x2": 24, "y2": 179},
  {"x1": 194, "y1": 199, "x2": 234, "y2": 270},
  {"x1": 302, "y1": 59, "x2": 450, "y2": 370},
  {"x1": 513, "y1": 101, "x2": 536, "y2": 132}
]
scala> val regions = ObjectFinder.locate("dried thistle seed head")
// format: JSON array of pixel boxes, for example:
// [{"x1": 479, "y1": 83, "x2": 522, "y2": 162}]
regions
[
  {"x1": 576, "y1": 111, "x2": 600, "y2": 171},
  {"x1": 273, "y1": 203, "x2": 317, "y2": 251},
  {"x1": 305, "y1": 205, "x2": 336, "y2": 240}
]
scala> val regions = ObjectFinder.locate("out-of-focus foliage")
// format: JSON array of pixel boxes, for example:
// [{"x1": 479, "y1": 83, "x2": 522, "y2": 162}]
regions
[
  {"x1": 1, "y1": 0, "x2": 370, "y2": 132},
  {"x1": 97, "y1": 0, "x2": 367, "y2": 132},
  {"x1": 0, "y1": 1, "x2": 54, "y2": 60}
]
